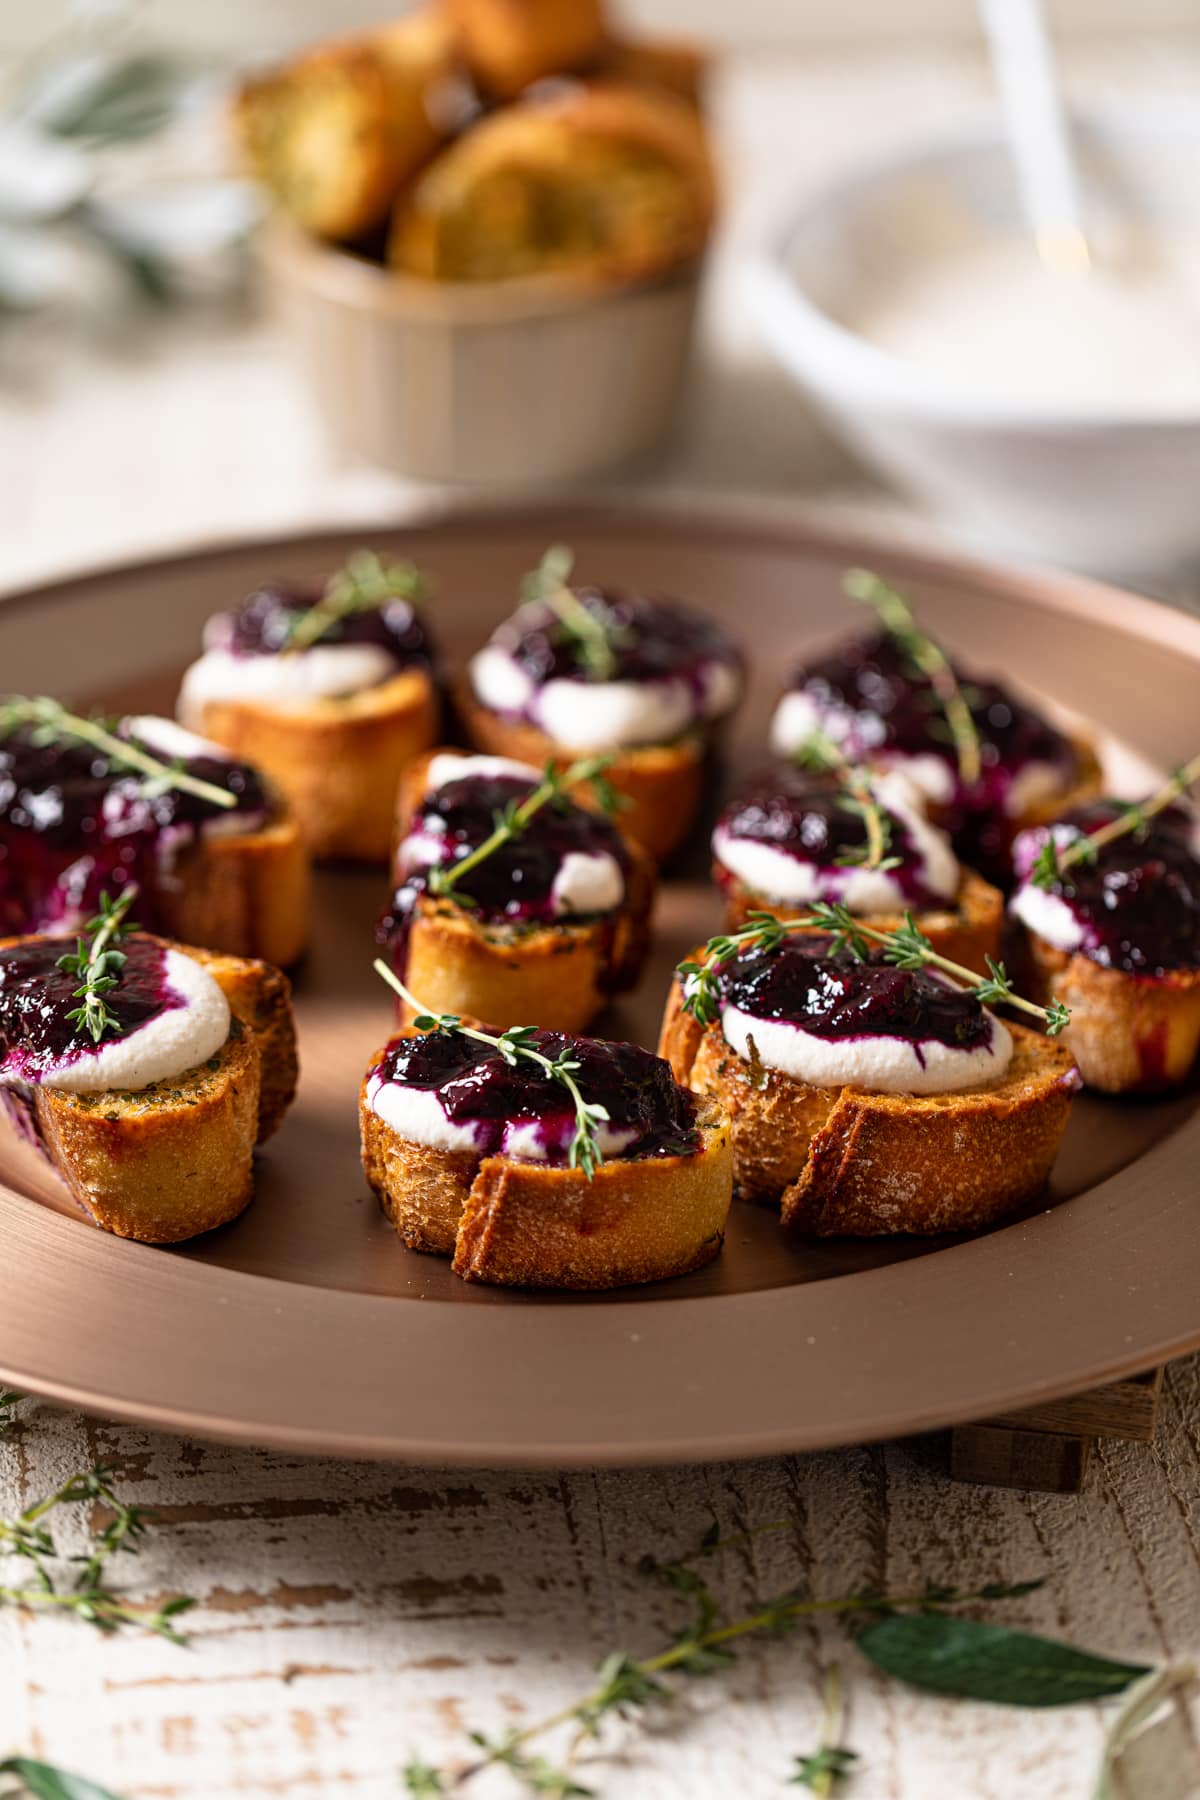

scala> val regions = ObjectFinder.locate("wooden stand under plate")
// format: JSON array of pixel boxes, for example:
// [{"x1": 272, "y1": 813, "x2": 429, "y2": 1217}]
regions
[{"x1": 948, "y1": 1368, "x2": 1163, "y2": 1493}]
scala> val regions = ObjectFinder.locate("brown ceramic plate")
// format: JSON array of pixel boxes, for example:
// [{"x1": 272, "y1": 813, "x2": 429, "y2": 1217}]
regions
[{"x1": 1, "y1": 503, "x2": 1198, "y2": 1465}]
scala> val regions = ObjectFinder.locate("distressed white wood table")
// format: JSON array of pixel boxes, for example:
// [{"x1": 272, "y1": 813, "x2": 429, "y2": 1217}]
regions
[{"x1": 2, "y1": 40, "x2": 1200, "y2": 1800}]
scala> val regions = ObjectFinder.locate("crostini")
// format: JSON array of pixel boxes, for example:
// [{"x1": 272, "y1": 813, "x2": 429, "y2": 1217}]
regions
[
  {"x1": 0, "y1": 699, "x2": 309, "y2": 967},
  {"x1": 1011, "y1": 777, "x2": 1200, "y2": 1093},
  {"x1": 361, "y1": 1000, "x2": 732, "y2": 1288},
  {"x1": 769, "y1": 571, "x2": 1101, "y2": 884},
  {"x1": 0, "y1": 900, "x2": 299, "y2": 1242},
  {"x1": 713, "y1": 761, "x2": 1003, "y2": 976},
  {"x1": 660, "y1": 926, "x2": 1080, "y2": 1236},
  {"x1": 441, "y1": 0, "x2": 607, "y2": 97},
  {"x1": 455, "y1": 547, "x2": 742, "y2": 860},
  {"x1": 380, "y1": 749, "x2": 655, "y2": 1032},
  {"x1": 389, "y1": 83, "x2": 715, "y2": 286},
  {"x1": 178, "y1": 552, "x2": 439, "y2": 863}
]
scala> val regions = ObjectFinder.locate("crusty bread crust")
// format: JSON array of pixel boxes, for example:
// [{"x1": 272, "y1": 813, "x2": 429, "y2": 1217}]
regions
[
  {"x1": 659, "y1": 974, "x2": 1080, "y2": 1236},
  {"x1": 360, "y1": 1059, "x2": 732, "y2": 1287},
  {"x1": 718, "y1": 865, "x2": 1004, "y2": 978},
  {"x1": 441, "y1": 0, "x2": 606, "y2": 96},
  {"x1": 191, "y1": 667, "x2": 438, "y2": 864},
  {"x1": 31, "y1": 1019, "x2": 260, "y2": 1244},
  {"x1": 390, "y1": 748, "x2": 657, "y2": 1030},
  {"x1": 1023, "y1": 933, "x2": 1200, "y2": 1094},
  {"x1": 177, "y1": 942, "x2": 299, "y2": 1140},
  {"x1": 453, "y1": 674, "x2": 704, "y2": 862},
  {"x1": 157, "y1": 808, "x2": 310, "y2": 970}
]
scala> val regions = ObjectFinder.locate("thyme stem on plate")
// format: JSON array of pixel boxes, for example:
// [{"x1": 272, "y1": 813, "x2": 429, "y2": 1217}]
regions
[
  {"x1": 427, "y1": 756, "x2": 616, "y2": 903},
  {"x1": 677, "y1": 904, "x2": 1071, "y2": 1036},
  {"x1": 0, "y1": 697, "x2": 237, "y2": 810},
  {"x1": 282, "y1": 549, "x2": 427, "y2": 654},
  {"x1": 521, "y1": 546, "x2": 618, "y2": 682},
  {"x1": 1031, "y1": 751, "x2": 1200, "y2": 887},
  {"x1": 843, "y1": 568, "x2": 982, "y2": 786},
  {"x1": 56, "y1": 886, "x2": 141, "y2": 1045},
  {"x1": 372, "y1": 963, "x2": 610, "y2": 1177}
]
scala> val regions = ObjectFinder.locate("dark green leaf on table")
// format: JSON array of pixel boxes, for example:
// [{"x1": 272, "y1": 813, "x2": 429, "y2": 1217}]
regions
[{"x1": 857, "y1": 1614, "x2": 1149, "y2": 1707}]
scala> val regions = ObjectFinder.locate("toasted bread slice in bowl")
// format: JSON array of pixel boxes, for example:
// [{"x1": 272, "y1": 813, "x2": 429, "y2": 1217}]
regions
[
  {"x1": 659, "y1": 961, "x2": 1081, "y2": 1237},
  {"x1": 190, "y1": 667, "x2": 439, "y2": 864},
  {"x1": 454, "y1": 674, "x2": 703, "y2": 862}
]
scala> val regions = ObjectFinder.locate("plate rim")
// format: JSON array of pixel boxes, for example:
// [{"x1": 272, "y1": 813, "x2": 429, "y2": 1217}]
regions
[{"x1": 2, "y1": 497, "x2": 1198, "y2": 1466}]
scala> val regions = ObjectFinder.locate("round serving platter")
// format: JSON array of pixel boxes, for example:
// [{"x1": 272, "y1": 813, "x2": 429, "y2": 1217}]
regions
[{"x1": 1, "y1": 502, "x2": 1198, "y2": 1465}]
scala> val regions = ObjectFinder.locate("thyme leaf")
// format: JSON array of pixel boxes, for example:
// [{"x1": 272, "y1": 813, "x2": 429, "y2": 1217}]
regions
[
  {"x1": 55, "y1": 886, "x2": 140, "y2": 1046},
  {"x1": 843, "y1": 569, "x2": 982, "y2": 786},
  {"x1": 791, "y1": 1665, "x2": 856, "y2": 1793},
  {"x1": 1030, "y1": 753, "x2": 1200, "y2": 889},
  {"x1": 282, "y1": 550, "x2": 427, "y2": 654},
  {"x1": 373, "y1": 964, "x2": 610, "y2": 1180},
  {"x1": 678, "y1": 904, "x2": 1070, "y2": 1036},
  {"x1": 426, "y1": 757, "x2": 616, "y2": 905},
  {"x1": 521, "y1": 546, "x2": 618, "y2": 682},
  {"x1": 0, "y1": 698, "x2": 238, "y2": 811},
  {"x1": 793, "y1": 733, "x2": 901, "y2": 872}
]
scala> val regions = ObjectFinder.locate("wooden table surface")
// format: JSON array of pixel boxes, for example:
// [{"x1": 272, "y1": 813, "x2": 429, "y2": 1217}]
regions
[{"x1": 2, "y1": 40, "x2": 1200, "y2": 1800}]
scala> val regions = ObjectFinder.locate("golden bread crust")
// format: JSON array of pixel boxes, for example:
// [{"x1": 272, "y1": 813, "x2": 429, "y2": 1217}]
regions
[
  {"x1": 718, "y1": 866, "x2": 1005, "y2": 977},
  {"x1": 453, "y1": 675, "x2": 704, "y2": 861},
  {"x1": 596, "y1": 36, "x2": 710, "y2": 111},
  {"x1": 191, "y1": 667, "x2": 439, "y2": 863},
  {"x1": 233, "y1": 10, "x2": 455, "y2": 240},
  {"x1": 659, "y1": 973, "x2": 1080, "y2": 1235},
  {"x1": 441, "y1": 0, "x2": 607, "y2": 96},
  {"x1": 359, "y1": 1055, "x2": 731, "y2": 1286},
  {"x1": 1023, "y1": 933, "x2": 1200, "y2": 1094},
  {"x1": 389, "y1": 82, "x2": 715, "y2": 286},
  {"x1": 175, "y1": 942, "x2": 299, "y2": 1141},
  {"x1": 32, "y1": 1020, "x2": 260, "y2": 1244},
  {"x1": 156, "y1": 807, "x2": 311, "y2": 967}
]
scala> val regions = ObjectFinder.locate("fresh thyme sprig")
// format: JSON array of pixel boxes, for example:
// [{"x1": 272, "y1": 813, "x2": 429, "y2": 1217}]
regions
[
  {"x1": 402, "y1": 1519, "x2": 1045, "y2": 1797},
  {"x1": 1030, "y1": 752, "x2": 1200, "y2": 888},
  {"x1": 677, "y1": 905, "x2": 1071, "y2": 1036},
  {"x1": 521, "y1": 546, "x2": 619, "y2": 682},
  {"x1": 282, "y1": 550, "x2": 427, "y2": 654},
  {"x1": 56, "y1": 887, "x2": 141, "y2": 1046},
  {"x1": 843, "y1": 569, "x2": 982, "y2": 786},
  {"x1": 793, "y1": 734, "x2": 901, "y2": 874},
  {"x1": 0, "y1": 698, "x2": 238, "y2": 811},
  {"x1": 427, "y1": 756, "x2": 617, "y2": 904},
  {"x1": 373, "y1": 963, "x2": 611, "y2": 1178},
  {"x1": 0, "y1": 1463, "x2": 195, "y2": 1642},
  {"x1": 791, "y1": 1666, "x2": 857, "y2": 1794}
]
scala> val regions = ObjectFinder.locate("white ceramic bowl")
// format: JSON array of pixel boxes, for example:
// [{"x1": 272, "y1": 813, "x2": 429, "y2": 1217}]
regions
[{"x1": 751, "y1": 100, "x2": 1200, "y2": 574}]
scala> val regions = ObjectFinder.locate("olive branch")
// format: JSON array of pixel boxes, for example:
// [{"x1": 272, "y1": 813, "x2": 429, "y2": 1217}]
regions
[
  {"x1": 677, "y1": 904, "x2": 1071, "y2": 1037},
  {"x1": 843, "y1": 569, "x2": 982, "y2": 786},
  {"x1": 282, "y1": 550, "x2": 427, "y2": 654},
  {"x1": 55, "y1": 885, "x2": 141, "y2": 1045},
  {"x1": 426, "y1": 756, "x2": 620, "y2": 905},
  {"x1": 372, "y1": 962, "x2": 610, "y2": 1178},
  {"x1": 1030, "y1": 752, "x2": 1200, "y2": 888},
  {"x1": 0, "y1": 697, "x2": 237, "y2": 810}
]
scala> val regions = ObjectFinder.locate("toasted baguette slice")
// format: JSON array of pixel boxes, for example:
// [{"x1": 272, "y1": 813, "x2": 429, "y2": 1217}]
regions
[
  {"x1": 156, "y1": 806, "x2": 310, "y2": 968},
  {"x1": 596, "y1": 35, "x2": 710, "y2": 111},
  {"x1": 659, "y1": 977, "x2": 1080, "y2": 1236},
  {"x1": 441, "y1": 0, "x2": 607, "y2": 96},
  {"x1": 1023, "y1": 933, "x2": 1200, "y2": 1094},
  {"x1": 233, "y1": 10, "x2": 455, "y2": 240},
  {"x1": 719, "y1": 866, "x2": 1004, "y2": 978},
  {"x1": 176, "y1": 942, "x2": 299, "y2": 1141},
  {"x1": 360, "y1": 1061, "x2": 731, "y2": 1287},
  {"x1": 454, "y1": 674, "x2": 703, "y2": 862},
  {"x1": 188, "y1": 667, "x2": 438, "y2": 865}
]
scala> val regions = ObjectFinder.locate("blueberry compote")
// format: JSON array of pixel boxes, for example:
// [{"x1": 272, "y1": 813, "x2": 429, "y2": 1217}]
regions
[
  {"x1": 779, "y1": 629, "x2": 1079, "y2": 880},
  {"x1": 214, "y1": 581, "x2": 434, "y2": 668},
  {"x1": 715, "y1": 765, "x2": 948, "y2": 909},
  {"x1": 0, "y1": 721, "x2": 267, "y2": 935},
  {"x1": 0, "y1": 936, "x2": 178, "y2": 1083},
  {"x1": 498, "y1": 589, "x2": 740, "y2": 695},
  {"x1": 379, "y1": 773, "x2": 629, "y2": 971},
  {"x1": 378, "y1": 1030, "x2": 701, "y2": 1163},
  {"x1": 1016, "y1": 802, "x2": 1200, "y2": 976},
  {"x1": 719, "y1": 935, "x2": 992, "y2": 1056}
]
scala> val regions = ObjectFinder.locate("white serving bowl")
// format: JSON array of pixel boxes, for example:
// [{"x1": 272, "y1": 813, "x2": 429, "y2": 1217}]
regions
[{"x1": 751, "y1": 100, "x2": 1200, "y2": 574}]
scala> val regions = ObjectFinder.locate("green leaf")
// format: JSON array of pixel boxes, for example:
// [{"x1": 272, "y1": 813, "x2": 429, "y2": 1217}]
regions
[
  {"x1": 857, "y1": 1615, "x2": 1149, "y2": 1707},
  {"x1": 790, "y1": 1746, "x2": 858, "y2": 1790},
  {"x1": 0, "y1": 1758, "x2": 127, "y2": 1800}
]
